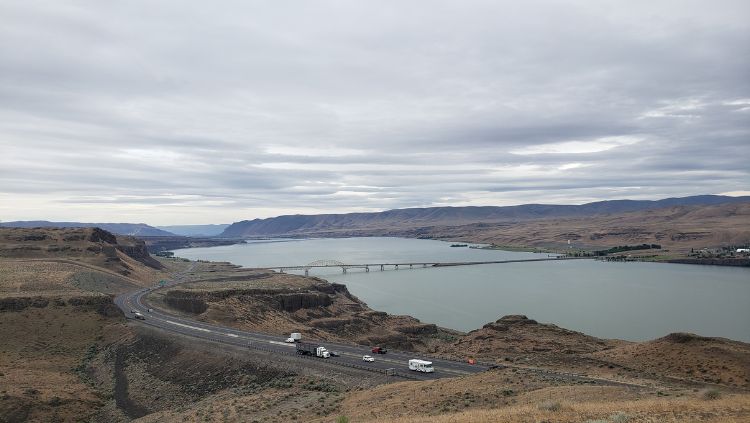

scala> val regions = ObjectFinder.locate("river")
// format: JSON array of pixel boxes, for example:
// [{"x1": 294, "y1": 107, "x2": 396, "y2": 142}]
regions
[{"x1": 172, "y1": 237, "x2": 750, "y2": 342}]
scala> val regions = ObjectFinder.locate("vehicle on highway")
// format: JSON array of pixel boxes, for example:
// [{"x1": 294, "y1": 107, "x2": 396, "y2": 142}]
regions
[
  {"x1": 408, "y1": 359, "x2": 434, "y2": 373},
  {"x1": 296, "y1": 342, "x2": 330, "y2": 358},
  {"x1": 362, "y1": 355, "x2": 374, "y2": 362},
  {"x1": 147, "y1": 308, "x2": 153, "y2": 312},
  {"x1": 328, "y1": 351, "x2": 340, "y2": 357},
  {"x1": 133, "y1": 312, "x2": 145, "y2": 320},
  {"x1": 285, "y1": 332, "x2": 302, "y2": 343},
  {"x1": 130, "y1": 309, "x2": 136, "y2": 313},
  {"x1": 371, "y1": 346, "x2": 388, "y2": 354}
]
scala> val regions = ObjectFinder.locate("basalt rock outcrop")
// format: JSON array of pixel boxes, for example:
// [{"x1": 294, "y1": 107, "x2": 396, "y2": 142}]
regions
[{"x1": 163, "y1": 286, "x2": 338, "y2": 315}]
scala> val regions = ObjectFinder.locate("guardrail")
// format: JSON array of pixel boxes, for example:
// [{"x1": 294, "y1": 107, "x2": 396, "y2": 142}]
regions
[{"x1": 246, "y1": 342, "x2": 420, "y2": 380}]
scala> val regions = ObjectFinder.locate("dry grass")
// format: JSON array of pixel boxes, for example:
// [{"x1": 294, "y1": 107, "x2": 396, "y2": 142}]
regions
[
  {"x1": 591, "y1": 334, "x2": 750, "y2": 389},
  {"x1": 0, "y1": 260, "x2": 88, "y2": 297},
  {"x1": 0, "y1": 305, "x2": 127, "y2": 422},
  {"x1": 357, "y1": 394, "x2": 750, "y2": 423}
]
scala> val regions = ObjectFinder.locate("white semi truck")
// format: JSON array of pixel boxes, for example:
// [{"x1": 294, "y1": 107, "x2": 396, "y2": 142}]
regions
[
  {"x1": 408, "y1": 359, "x2": 434, "y2": 373},
  {"x1": 296, "y1": 342, "x2": 330, "y2": 358}
]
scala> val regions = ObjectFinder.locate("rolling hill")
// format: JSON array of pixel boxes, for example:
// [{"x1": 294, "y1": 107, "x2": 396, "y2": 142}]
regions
[{"x1": 220, "y1": 195, "x2": 750, "y2": 239}]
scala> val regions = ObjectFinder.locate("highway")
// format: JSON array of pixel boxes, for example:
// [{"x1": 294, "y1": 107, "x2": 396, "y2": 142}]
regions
[{"x1": 113, "y1": 265, "x2": 489, "y2": 381}]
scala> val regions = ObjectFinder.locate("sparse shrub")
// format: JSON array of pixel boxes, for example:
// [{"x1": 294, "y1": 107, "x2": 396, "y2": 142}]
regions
[
  {"x1": 23, "y1": 388, "x2": 39, "y2": 396},
  {"x1": 538, "y1": 400, "x2": 562, "y2": 412},
  {"x1": 610, "y1": 412, "x2": 630, "y2": 423},
  {"x1": 336, "y1": 416, "x2": 349, "y2": 423},
  {"x1": 702, "y1": 388, "x2": 721, "y2": 400}
]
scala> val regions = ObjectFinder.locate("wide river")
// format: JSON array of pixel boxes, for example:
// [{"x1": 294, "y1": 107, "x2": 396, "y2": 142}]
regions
[{"x1": 172, "y1": 237, "x2": 750, "y2": 342}]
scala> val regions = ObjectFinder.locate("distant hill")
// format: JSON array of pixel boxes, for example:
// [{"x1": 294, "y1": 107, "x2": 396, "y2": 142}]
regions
[
  {"x1": 221, "y1": 195, "x2": 750, "y2": 238},
  {"x1": 0, "y1": 221, "x2": 175, "y2": 237},
  {"x1": 155, "y1": 224, "x2": 229, "y2": 237}
]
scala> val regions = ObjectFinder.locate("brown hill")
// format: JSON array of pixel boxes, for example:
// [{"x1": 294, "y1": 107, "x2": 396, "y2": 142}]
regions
[
  {"x1": 419, "y1": 202, "x2": 750, "y2": 252},
  {"x1": 221, "y1": 195, "x2": 750, "y2": 240},
  {"x1": 0, "y1": 227, "x2": 163, "y2": 277},
  {"x1": 591, "y1": 332, "x2": 750, "y2": 389},
  {"x1": 429, "y1": 315, "x2": 618, "y2": 360},
  {"x1": 221, "y1": 201, "x2": 750, "y2": 253}
]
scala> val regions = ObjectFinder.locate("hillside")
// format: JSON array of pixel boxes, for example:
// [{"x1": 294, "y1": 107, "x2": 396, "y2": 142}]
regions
[
  {"x1": 423, "y1": 202, "x2": 750, "y2": 252},
  {"x1": 0, "y1": 227, "x2": 171, "y2": 422},
  {"x1": 222, "y1": 200, "x2": 750, "y2": 253},
  {"x1": 0, "y1": 227, "x2": 163, "y2": 278},
  {"x1": 220, "y1": 195, "x2": 750, "y2": 240},
  {"x1": 0, "y1": 221, "x2": 176, "y2": 237}
]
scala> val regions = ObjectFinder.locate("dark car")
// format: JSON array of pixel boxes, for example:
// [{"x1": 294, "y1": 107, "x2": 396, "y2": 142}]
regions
[
  {"x1": 328, "y1": 351, "x2": 340, "y2": 357},
  {"x1": 372, "y1": 346, "x2": 388, "y2": 354}
]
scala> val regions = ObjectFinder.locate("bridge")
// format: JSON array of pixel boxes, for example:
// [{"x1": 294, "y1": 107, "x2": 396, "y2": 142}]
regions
[{"x1": 268, "y1": 256, "x2": 574, "y2": 275}]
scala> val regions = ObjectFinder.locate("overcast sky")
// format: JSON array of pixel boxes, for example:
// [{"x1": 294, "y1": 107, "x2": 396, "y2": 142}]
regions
[{"x1": 1, "y1": 1, "x2": 748, "y2": 225}]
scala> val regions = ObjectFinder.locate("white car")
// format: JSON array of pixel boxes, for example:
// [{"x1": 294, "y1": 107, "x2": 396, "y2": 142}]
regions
[
  {"x1": 362, "y1": 355, "x2": 374, "y2": 362},
  {"x1": 285, "y1": 337, "x2": 296, "y2": 343}
]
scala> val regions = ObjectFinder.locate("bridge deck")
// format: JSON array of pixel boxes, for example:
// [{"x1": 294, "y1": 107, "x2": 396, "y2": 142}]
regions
[{"x1": 257, "y1": 256, "x2": 581, "y2": 273}]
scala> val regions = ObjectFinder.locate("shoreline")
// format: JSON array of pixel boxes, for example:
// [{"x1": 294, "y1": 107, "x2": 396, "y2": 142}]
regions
[{"x1": 160, "y1": 234, "x2": 750, "y2": 268}]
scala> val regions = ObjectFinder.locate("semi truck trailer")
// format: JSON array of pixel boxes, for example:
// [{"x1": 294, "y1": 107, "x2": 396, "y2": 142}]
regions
[{"x1": 296, "y1": 342, "x2": 330, "y2": 358}]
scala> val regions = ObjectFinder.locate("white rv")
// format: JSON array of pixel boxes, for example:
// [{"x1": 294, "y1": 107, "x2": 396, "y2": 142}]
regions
[{"x1": 408, "y1": 359, "x2": 434, "y2": 373}]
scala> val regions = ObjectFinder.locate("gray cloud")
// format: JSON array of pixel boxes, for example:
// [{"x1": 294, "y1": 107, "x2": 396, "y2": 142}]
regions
[{"x1": 1, "y1": 0, "x2": 749, "y2": 224}]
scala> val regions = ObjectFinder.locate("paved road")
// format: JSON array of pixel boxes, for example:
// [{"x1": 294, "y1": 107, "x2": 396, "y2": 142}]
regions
[{"x1": 114, "y1": 264, "x2": 488, "y2": 381}]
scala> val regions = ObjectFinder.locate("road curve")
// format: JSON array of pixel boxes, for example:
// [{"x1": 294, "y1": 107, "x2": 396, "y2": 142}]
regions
[{"x1": 114, "y1": 264, "x2": 489, "y2": 381}]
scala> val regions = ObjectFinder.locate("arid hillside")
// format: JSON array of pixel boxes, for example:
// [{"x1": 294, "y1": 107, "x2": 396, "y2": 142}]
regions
[
  {"x1": 221, "y1": 201, "x2": 750, "y2": 254},
  {"x1": 435, "y1": 202, "x2": 750, "y2": 252},
  {"x1": 0, "y1": 227, "x2": 163, "y2": 279},
  {"x1": 221, "y1": 195, "x2": 750, "y2": 238}
]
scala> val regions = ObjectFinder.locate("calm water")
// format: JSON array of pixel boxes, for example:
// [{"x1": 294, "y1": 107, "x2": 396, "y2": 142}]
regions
[{"x1": 173, "y1": 237, "x2": 750, "y2": 342}]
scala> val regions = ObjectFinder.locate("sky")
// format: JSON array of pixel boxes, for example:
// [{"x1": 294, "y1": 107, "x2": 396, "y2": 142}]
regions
[{"x1": 1, "y1": 1, "x2": 749, "y2": 225}]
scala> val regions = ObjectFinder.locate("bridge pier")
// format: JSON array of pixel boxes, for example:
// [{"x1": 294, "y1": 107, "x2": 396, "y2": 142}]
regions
[
  {"x1": 423, "y1": 263, "x2": 427, "y2": 268},
  {"x1": 279, "y1": 268, "x2": 285, "y2": 273},
  {"x1": 380, "y1": 264, "x2": 384, "y2": 271},
  {"x1": 342, "y1": 267, "x2": 347, "y2": 274},
  {"x1": 365, "y1": 266, "x2": 369, "y2": 272},
  {"x1": 409, "y1": 264, "x2": 413, "y2": 269},
  {"x1": 395, "y1": 264, "x2": 399, "y2": 270},
  {"x1": 304, "y1": 268, "x2": 309, "y2": 276}
]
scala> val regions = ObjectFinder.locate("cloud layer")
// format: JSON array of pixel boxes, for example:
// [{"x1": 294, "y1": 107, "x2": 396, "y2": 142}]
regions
[{"x1": 1, "y1": 1, "x2": 748, "y2": 224}]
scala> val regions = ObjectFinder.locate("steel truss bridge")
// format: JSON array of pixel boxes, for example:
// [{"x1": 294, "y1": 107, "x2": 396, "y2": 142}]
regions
[{"x1": 265, "y1": 256, "x2": 574, "y2": 276}]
